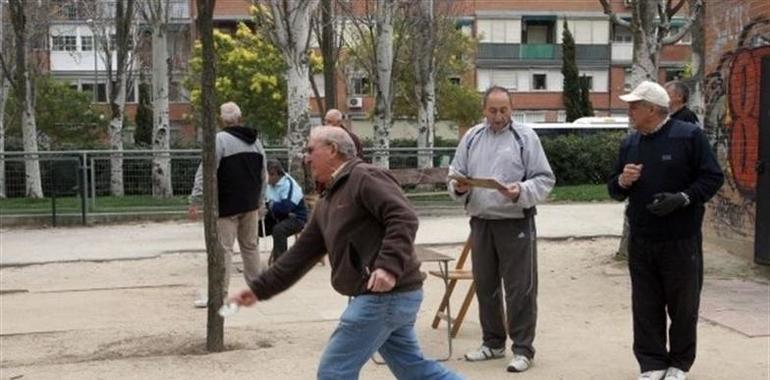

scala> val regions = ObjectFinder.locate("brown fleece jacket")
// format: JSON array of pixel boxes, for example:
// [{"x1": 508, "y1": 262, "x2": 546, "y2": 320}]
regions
[{"x1": 248, "y1": 159, "x2": 425, "y2": 299}]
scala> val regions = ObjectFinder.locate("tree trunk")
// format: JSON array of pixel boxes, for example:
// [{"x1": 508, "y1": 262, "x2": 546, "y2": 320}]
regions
[
  {"x1": 629, "y1": 0, "x2": 660, "y2": 86},
  {"x1": 372, "y1": 0, "x2": 396, "y2": 169},
  {"x1": 686, "y1": 0, "x2": 705, "y2": 122},
  {"x1": 320, "y1": 0, "x2": 337, "y2": 112},
  {"x1": 151, "y1": 20, "x2": 173, "y2": 198},
  {"x1": 0, "y1": 78, "x2": 8, "y2": 198},
  {"x1": 10, "y1": 0, "x2": 42, "y2": 198},
  {"x1": 108, "y1": 73, "x2": 127, "y2": 196},
  {"x1": 286, "y1": 62, "x2": 312, "y2": 183},
  {"x1": 21, "y1": 68, "x2": 42, "y2": 198},
  {"x1": 414, "y1": 0, "x2": 435, "y2": 170},
  {"x1": 196, "y1": 0, "x2": 224, "y2": 353}
]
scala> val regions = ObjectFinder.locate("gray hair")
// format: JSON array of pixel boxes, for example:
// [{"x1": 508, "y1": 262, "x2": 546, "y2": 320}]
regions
[
  {"x1": 310, "y1": 126, "x2": 356, "y2": 159},
  {"x1": 483, "y1": 85, "x2": 512, "y2": 107},
  {"x1": 220, "y1": 102, "x2": 242, "y2": 125},
  {"x1": 665, "y1": 80, "x2": 690, "y2": 103},
  {"x1": 266, "y1": 159, "x2": 285, "y2": 176}
]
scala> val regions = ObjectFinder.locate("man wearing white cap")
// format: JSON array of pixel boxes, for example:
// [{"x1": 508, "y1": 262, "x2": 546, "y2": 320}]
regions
[{"x1": 608, "y1": 81, "x2": 724, "y2": 380}]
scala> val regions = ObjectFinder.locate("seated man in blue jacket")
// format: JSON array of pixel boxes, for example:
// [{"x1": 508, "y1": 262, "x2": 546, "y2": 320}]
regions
[{"x1": 265, "y1": 159, "x2": 307, "y2": 263}]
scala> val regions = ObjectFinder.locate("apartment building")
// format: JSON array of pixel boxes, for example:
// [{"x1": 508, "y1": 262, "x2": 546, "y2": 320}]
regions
[
  {"x1": 41, "y1": 0, "x2": 693, "y2": 143},
  {"x1": 46, "y1": 0, "x2": 194, "y2": 143},
  {"x1": 470, "y1": 0, "x2": 693, "y2": 122}
]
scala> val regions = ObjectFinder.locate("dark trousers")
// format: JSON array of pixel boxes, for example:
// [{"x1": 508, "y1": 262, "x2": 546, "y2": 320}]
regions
[
  {"x1": 470, "y1": 217, "x2": 538, "y2": 359},
  {"x1": 271, "y1": 216, "x2": 305, "y2": 260},
  {"x1": 629, "y1": 234, "x2": 703, "y2": 372}
]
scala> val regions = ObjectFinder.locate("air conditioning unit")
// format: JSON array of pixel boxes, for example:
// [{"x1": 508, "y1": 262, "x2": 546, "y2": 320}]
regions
[{"x1": 347, "y1": 96, "x2": 363, "y2": 109}]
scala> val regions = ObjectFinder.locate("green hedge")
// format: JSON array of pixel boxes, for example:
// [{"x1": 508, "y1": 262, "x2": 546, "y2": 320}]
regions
[{"x1": 540, "y1": 131, "x2": 624, "y2": 186}]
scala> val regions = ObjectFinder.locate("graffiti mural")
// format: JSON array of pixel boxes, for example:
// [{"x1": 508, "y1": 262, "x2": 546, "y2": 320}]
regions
[{"x1": 703, "y1": 16, "x2": 770, "y2": 237}]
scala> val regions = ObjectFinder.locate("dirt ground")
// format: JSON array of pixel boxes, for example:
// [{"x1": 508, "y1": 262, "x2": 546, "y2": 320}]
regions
[{"x1": 1, "y1": 238, "x2": 768, "y2": 380}]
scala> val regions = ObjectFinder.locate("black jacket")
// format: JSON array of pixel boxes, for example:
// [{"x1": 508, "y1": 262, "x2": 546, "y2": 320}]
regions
[{"x1": 608, "y1": 119, "x2": 724, "y2": 240}]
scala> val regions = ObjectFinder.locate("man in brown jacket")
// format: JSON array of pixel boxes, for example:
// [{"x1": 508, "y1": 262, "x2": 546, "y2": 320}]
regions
[{"x1": 230, "y1": 126, "x2": 463, "y2": 380}]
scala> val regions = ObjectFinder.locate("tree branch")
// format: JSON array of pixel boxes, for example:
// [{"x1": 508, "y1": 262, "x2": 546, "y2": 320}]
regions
[
  {"x1": 668, "y1": 0, "x2": 686, "y2": 18},
  {"x1": 599, "y1": 0, "x2": 630, "y2": 28},
  {"x1": 660, "y1": 0, "x2": 702, "y2": 45}
]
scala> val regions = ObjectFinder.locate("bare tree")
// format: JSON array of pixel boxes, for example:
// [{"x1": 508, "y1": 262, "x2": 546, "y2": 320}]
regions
[
  {"x1": 5, "y1": 0, "x2": 43, "y2": 198},
  {"x1": 85, "y1": 0, "x2": 138, "y2": 196},
  {"x1": 140, "y1": 0, "x2": 173, "y2": 198},
  {"x1": 0, "y1": 0, "x2": 9, "y2": 198},
  {"x1": 412, "y1": 0, "x2": 436, "y2": 169},
  {"x1": 252, "y1": 0, "x2": 320, "y2": 184},
  {"x1": 311, "y1": 0, "x2": 345, "y2": 113},
  {"x1": 600, "y1": 0, "x2": 704, "y2": 258},
  {"x1": 340, "y1": 0, "x2": 401, "y2": 168},
  {"x1": 195, "y1": 0, "x2": 224, "y2": 352}
]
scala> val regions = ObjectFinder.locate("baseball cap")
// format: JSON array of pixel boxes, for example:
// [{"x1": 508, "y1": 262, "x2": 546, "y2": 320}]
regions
[{"x1": 619, "y1": 81, "x2": 670, "y2": 108}]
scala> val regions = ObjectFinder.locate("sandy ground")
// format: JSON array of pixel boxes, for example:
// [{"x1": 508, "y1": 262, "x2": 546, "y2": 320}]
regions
[{"x1": 1, "y1": 236, "x2": 768, "y2": 380}]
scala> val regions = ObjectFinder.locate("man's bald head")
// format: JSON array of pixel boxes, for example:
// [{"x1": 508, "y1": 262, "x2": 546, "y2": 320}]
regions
[{"x1": 324, "y1": 109, "x2": 344, "y2": 127}]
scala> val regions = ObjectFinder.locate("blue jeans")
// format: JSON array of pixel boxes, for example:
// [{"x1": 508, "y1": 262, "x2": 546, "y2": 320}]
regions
[{"x1": 317, "y1": 289, "x2": 464, "y2": 380}]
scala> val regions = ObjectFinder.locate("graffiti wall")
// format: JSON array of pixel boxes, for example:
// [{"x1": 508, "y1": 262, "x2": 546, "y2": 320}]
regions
[{"x1": 703, "y1": 0, "x2": 770, "y2": 258}]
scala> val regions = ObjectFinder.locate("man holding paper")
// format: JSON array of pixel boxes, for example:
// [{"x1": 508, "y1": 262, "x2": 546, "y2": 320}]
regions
[{"x1": 448, "y1": 86, "x2": 555, "y2": 373}]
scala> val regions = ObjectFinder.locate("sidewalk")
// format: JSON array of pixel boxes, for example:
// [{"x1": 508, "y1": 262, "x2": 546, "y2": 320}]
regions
[
  {"x1": 0, "y1": 203, "x2": 625, "y2": 266},
  {"x1": 1, "y1": 202, "x2": 767, "y2": 380}
]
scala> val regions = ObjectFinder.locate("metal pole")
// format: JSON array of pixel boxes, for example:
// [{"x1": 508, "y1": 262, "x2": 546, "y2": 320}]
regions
[
  {"x1": 50, "y1": 159, "x2": 57, "y2": 227},
  {"x1": 80, "y1": 154, "x2": 88, "y2": 225},
  {"x1": 90, "y1": 156, "x2": 96, "y2": 210}
]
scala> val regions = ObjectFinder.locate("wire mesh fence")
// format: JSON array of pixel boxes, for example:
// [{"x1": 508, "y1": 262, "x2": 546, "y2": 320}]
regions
[{"x1": 0, "y1": 147, "x2": 457, "y2": 224}]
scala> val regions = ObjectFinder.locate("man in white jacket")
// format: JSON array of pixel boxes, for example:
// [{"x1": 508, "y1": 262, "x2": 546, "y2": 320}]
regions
[{"x1": 448, "y1": 86, "x2": 555, "y2": 373}]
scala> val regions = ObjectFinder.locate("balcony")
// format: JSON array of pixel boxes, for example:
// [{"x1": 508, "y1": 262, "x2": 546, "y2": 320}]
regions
[
  {"x1": 520, "y1": 44, "x2": 556, "y2": 59},
  {"x1": 477, "y1": 43, "x2": 610, "y2": 67}
]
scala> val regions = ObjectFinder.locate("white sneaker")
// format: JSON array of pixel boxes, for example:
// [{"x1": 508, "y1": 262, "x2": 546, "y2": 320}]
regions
[
  {"x1": 506, "y1": 354, "x2": 532, "y2": 372},
  {"x1": 464, "y1": 345, "x2": 505, "y2": 361},
  {"x1": 664, "y1": 367, "x2": 687, "y2": 380},
  {"x1": 639, "y1": 369, "x2": 667, "y2": 380}
]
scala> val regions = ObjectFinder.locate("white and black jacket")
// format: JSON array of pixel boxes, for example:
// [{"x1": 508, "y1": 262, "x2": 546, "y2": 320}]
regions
[{"x1": 190, "y1": 126, "x2": 267, "y2": 217}]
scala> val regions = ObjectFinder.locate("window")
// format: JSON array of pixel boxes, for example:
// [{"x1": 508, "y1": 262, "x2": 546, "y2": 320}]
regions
[
  {"x1": 97, "y1": 83, "x2": 107, "y2": 102},
  {"x1": 613, "y1": 25, "x2": 633, "y2": 43},
  {"x1": 81, "y1": 36, "x2": 93, "y2": 51},
  {"x1": 81, "y1": 83, "x2": 94, "y2": 97},
  {"x1": 448, "y1": 77, "x2": 461, "y2": 86},
  {"x1": 532, "y1": 74, "x2": 547, "y2": 90},
  {"x1": 580, "y1": 76, "x2": 593, "y2": 91},
  {"x1": 127, "y1": 83, "x2": 136, "y2": 103},
  {"x1": 351, "y1": 76, "x2": 371, "y2": 96},
  {"x1": 665, "y1": 69, "x2": 686, "y2": 82},
  {"x1": 52, "y1": 36, "x2": 77, "y2": 51}
]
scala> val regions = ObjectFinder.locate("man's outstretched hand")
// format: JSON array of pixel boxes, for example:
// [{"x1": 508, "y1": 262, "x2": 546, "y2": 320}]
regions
[{"x1": 229, "y1": 288, "x2": 258, "y2": 307}]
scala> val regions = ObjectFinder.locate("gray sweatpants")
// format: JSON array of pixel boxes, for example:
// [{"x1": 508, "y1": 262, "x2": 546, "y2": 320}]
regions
[
  {"x1": 218, "y1": 210, "x2": 261, "y2": 292},
  {"x1": 470, "y1": 216, "x2": 538, "y2": 359}
]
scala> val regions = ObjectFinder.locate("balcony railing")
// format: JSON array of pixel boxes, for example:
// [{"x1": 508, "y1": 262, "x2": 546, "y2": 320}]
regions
[
  {"x1": 477, "y1": 43, "x2": 610, "y2": 65},
  {"x1": 520, "y1": 44, "x2": 556, "y2": 59}
]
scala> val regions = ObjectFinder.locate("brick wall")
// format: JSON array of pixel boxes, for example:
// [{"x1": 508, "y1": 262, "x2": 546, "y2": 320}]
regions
[{"x1": 701, "y1": 0, "x2": 770, "y2": 259}]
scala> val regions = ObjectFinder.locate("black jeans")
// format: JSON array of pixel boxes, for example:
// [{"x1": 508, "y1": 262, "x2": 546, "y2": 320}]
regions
[
  {"x1": 629, "y1": 234, "x2": 702, "y2": 372},
  {"x1": 271, "y1": 216, "x2": 305, "y2": 261}
]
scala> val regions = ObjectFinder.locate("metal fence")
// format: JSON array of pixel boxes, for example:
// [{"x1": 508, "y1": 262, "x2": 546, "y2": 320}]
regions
[{"x1": 0, "y1": 147, "x2": 457, "y2": 224}]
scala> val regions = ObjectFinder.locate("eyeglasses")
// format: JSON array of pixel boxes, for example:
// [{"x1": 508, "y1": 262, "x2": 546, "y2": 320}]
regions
[{"x1": 303, "y1": 142, "x2": 333, "y2": 156}]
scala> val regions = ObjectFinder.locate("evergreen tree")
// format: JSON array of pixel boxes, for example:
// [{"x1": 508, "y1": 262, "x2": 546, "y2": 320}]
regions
[
  {"x1": 580, "y1": 75, "x2": 594, "y2": 117},
  {"x1": 561, "y1": 20, "x2": 582, "y2": 122},
  {"x1": 134, "y1": 78, "x2": 153, "y2": 147}
]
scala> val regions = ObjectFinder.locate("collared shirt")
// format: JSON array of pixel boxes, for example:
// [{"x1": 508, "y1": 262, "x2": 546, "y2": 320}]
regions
[
  {"x1": 641, "y1": 117, "x2": 670, "y2": 136},
  {"x1": 331, "y1": 160, "x2": 351, "y2": 181},
  {"x1": 448, "y1": 120, "x2": 555, "y2": 219}
]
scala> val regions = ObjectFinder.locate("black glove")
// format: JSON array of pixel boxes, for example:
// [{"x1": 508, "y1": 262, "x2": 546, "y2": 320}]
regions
[{"x1": 646, "y1": 192, "x2": 687, "y2": 216}]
